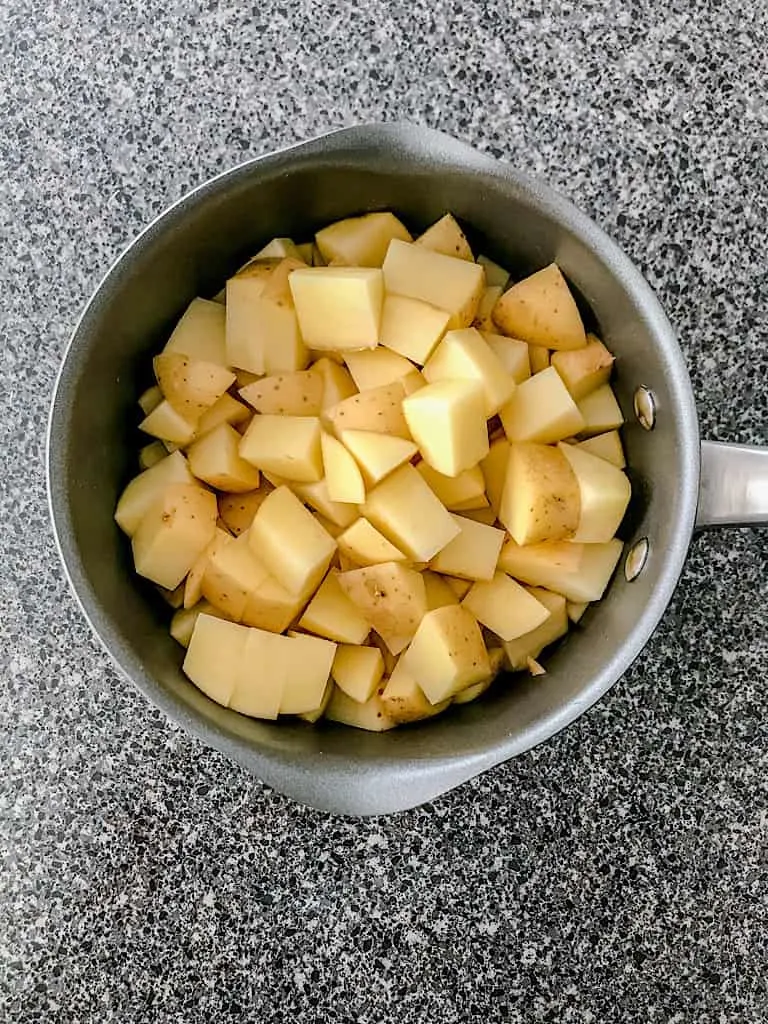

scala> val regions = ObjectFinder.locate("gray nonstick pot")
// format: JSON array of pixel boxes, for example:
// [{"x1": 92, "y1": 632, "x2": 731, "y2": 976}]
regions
[{"x1": 47, "y1": 124, "x2": 768, "y2": 815}]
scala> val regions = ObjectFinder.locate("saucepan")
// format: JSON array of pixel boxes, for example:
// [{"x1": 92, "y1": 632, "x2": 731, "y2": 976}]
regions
[{"x1": 47, "y1": 123, "x2": 768, "y2": 815}]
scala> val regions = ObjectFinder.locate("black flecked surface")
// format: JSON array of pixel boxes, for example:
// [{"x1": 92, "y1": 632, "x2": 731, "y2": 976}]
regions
[{"x1": 2, "y1": 1, "x2": 767, "y2": 1021}]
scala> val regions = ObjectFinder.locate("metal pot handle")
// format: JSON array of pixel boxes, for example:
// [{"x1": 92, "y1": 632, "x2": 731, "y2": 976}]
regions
[{"x1": 696, "y1": 441, "x2": 768, "y2": 529}]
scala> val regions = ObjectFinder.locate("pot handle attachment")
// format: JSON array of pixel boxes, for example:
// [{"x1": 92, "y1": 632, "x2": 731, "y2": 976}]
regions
[{"x1": 696, "y1": 440, "x2": 768, "y2": 529}]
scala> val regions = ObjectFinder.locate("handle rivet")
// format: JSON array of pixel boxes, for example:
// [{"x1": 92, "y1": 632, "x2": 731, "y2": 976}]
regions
[
  {"x1": 625, "y1": 537, "x2": 649, "y2": 582},
  {"x1": 633, "y1": 386, "x2": 656, "y2": 430}
]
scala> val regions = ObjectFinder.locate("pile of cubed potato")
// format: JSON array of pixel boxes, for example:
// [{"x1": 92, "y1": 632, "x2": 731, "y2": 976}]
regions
[{"x1": 114, "y1": 211, "x2": 630, "y2": 730}]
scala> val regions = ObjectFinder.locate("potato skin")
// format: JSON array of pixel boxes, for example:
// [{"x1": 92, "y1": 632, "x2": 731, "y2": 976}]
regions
[{"x1": 499, "y1": 442, "x2": 580, "y2": 545}]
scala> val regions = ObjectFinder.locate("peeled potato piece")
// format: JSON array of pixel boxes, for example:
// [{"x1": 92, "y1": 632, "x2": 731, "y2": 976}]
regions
[
  {"x1": 498, "y1": 537, "x2": 623, "y2": 603},
  {"x1": 289, "y1": 267, "x2": 384, "y2": 351},
  {"x1": 462, "y1": 571, "x2": 551, "y2": 641},
  {"x1": 382, "y1": 240, "x2": 485, "y2": 330},
  {"x1": 187, "y1": 423, "x2": 261, "y2": 493},
  {"x1": 423, "y1": 328, "x2": 516, "y2": 417},
  {"x1": 315, "y1": 212, "x2": 411, "y2": 267},
  {"x1": 500, "y1": 367, "x2": 584, "y2": 444},
  {"x1": 402, "y1": 380, "x2": 489, "y2": 477},
  {"x1": 502, "y1": 588, "x2": 568, "y2": 670},
  {"x1": 551, "y1": 335, "x2": 614, "y2": 400},
  {"x1": 323, "y1": 381, "x2": 411, "y2": 440},
  {"x1": 415, "y1": 213, "x2": 473, "y2": 261},
  {"x1": 401, "y1": 605, "x2": 490, "y2": 705}
]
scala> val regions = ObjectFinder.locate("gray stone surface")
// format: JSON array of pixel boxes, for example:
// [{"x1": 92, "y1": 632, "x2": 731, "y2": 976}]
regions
[{"x1": 1, "y1": 0, "x2": 767, "y2": 1020}]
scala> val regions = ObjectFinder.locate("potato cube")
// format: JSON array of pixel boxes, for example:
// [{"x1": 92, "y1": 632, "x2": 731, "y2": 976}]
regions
[
  {"x1": 138, "y1": 385, "x2": 163, "y2": 416},
  {"x1": 272, "y1": 476, "x2": 358, "y2": 529},
  {"x1": 289, "y1": 267, "x2": 384, "y2": 351},
  {"x1": 239, "y1": 415, "x2": 322, "y2": 483},
  {"x1": 462, "y1": 572, "x2": 551, "y2": 641},
  {"x1": 336, "y1": 562, "x2": 428, "y2": 655},
  {"x1": 576, "y1": 430, "x2": 626, "y2": 468},
  {"x1": 576, "y1": 384, "x2": 624, "y2": 436},
  {"x1": 417, "y1": 463, "x2": 487, "y2": 511},
  {"x1": 362, "y1": 463, "x2": 461, "y2": 562},
  {"x1": 379, "y1": 294, "x2": 450, "y2": 365},
  {"x1": 242, "y1": 630, "x2": 337, "y2": 715},
  {"x1": 320, "y1": 433, "x2": 366, "y2": 504},
  {"x1": 422, "y1": 571, "x2": 459, "y2": 611},
  {"x1": 403, "y1": 380, "x2": 489, "y2": 477},
  {"x1": 502, "y1": 588, "x2": 568, "y2": 670},
  {"x1": 380, "y1": 658, "x2": 450, "y2": 724},
  {"x1": 457, "y1": 506, "x2": 497, "y2": 525},
  {"x1": 477, "y1": 255, "x2": 510, "y2": 289},
  {"x1": 315, "y1": 212, "x2": 411, "y2": 267},
  {"x1": 188, "y1": 423, "x2": 261, "y2": 493},
  {"x1": 224, "y1": 275, "x2": 267, "y2": 375},
  {"x1": 200, "y1": 532, "x2": 268, "y2": 621},
  {"x1": 499, "y1": 442, "x2": 581, "y2": 545},
  {"x1": 170, "y1": 601, "x2": 228, "y2": 649},
  {"x1": 551, "y1": 335, "x2": 614, "y2": 399},
  {"x1": 254, "y1": 237, "x2": 302, "y2": 260},
  {"x1": 239, "y1": 368, "x2": 324, "y2": 416},
  {"x1": 339, "y1": 429, "x2": 418, "y2": 486},
  {"x1": 557, "y1": 443, "x2": 631, "y2": 543},
  {"x1": 528, "y1": 346, "x2": 551, "y2": 374},
  {"x1": 423, "y1": 328, "x2": 515, "y2": 417},
  {"x1": 228, "y1": 629, "x2": 285, "y2": 720},
  {"x1": 183, "y1": 614, "x2": 249, "y2": 706},
  {"x1": 313, "y1": 357, "x2": 357, "y2": 410},
  {"x1": 131, "y1": 483, "x2": 217, "y2": 591},
  {"x1": 184, "y1": 527, "x2": 232, "y2": 608},
  {"x1": 429, "y1": 514, "x2": 504, "y2": 581},
  {"x1": 249, "y1": 486, "x2": 336, "y2": 598},
  {"x1": 415, "y1": 213, "x2": 473, "y2": 261},
  {"x1": 138, "y1": 441, "x2": 167, "y2": 471},
  {"x1": 195, "y1": 393, "x2": 251, "y2": 438},
  {"x1": 323, "y1": 381, "x2": 411, "y2": 440},
  {"x1": 325, "y1": 687, "x2": 396, "y2": 731},
  {"x1": 498, "y1": 533, "x2": 625, "y2": 603},
  {"x1": 217, "y1": 482, "x2": 274, "y2": 537},
  {"x1": 242, "y1": 572, "x2": 306, "y2": 633},
  {"x1": 332, "y1": 645, "x2": 384, "y2": 703},
  {"x1": 473, "y1": 286, "x2": 503, "y2": 332},
  {"x1": 297, "y1": 678, "x2": 333, "y2": 723},
  {"x1": 452, "y1": 648, "x2": 506, "y2": 704},
  {"x1": 164, "y1": 298, "x2": 228, "y2": 367},
  {"x1": 226, "y1": 259, "x2": 308, "y2": 375},
  {"x1": 481, "y1": 333, "x2": 531, "y2": 384},
  {"x1": 500, "y1": 367, "x2": 585, "y2": 443},
  {"x1": 480, "y1": 438, "x2": 510, "y2": 518},
  {"x1": 337, "y1": 518, "x2": 407, "y2": 566},
  {"x1": 343, "y1": 348, "x2": 419, "y2": 392},
  {"x1": 139, "y1": 399, "x2": 197, "y2": 446},
  {"x1": 567, "y1": 601, "x2": 589, "y2": 623},
  {"x1": 154, "y1": 353, "x2": 235, "y2": 423},
  {"x1": 401, "y1": 605, "x2": 490, "y2": 705},
  {"x1": 445, "y1": 577, "x2": 472, "y2": 600},
  {"x1": 115, "y1": 451, "x2": 194, "y2": 536},
  {"x1": 382, "y1": 239, "x2": 485, "y2": 330},
  {"x1": 492, "y1": 263, "x2": 587, "y2": 350},
  {"x1": 299, "y1": 571, "x2": 370, "y2": 644}
]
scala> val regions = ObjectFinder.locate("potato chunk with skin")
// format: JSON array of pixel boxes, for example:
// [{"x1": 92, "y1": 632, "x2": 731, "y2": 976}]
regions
[
  {"x1": 138, "y1": 385, "x2": 163, "y2": 416},
  {"x1": 362, "y1": 463, "x2": 461, "y2": 562},
  {"x1": 321, "y1": 433, "x2": 366, "y2": 504},
  {"x1": 164, "y1": 298, "x2": 228, "y2": 367},
  {"x1": 577, "y1": 430, "x2": 626, "y2": 468},
  {"x1": 462, "y1": 571, "x2": 551, "y2": 641},
  {"x1": 183, "y1": 614, "x2": 249, "y2": 707},
  {"x1": 401, "y1": 605, "x2": 491, "y2": 705},
  {"x1": 337, "y1": 518, "x2": 407, "y2": 567},
  {"x1": 188, "y1": 423, "x2": 261, "y2": 493},
  {"x1": 315, "y1": 212, "x2": 411, "y2": 267},
  {"x1": 138, "y1": 441, "x2": 167, "y2": 471},
  {"x1": 323, "y1": 381, "x2": 411, "y2": 440},
  {"x1": 170, "y1": 600, "x2": 229, "y2": 649},
  {"x1": 557, "y1": 443, "x2": 631, "y2": 543},
  {"x1": 336, "y1": 562, "x2": 428, "y2": 655},
  {"x1": 415, "y1": 213, "x2": 473, "y2": 261},
  {"x1": 472, "y1": 286, "x2": 503, "y2": 332},
  {"x1": 576, "y1": 384, "x2": 624, "y2": 436},
  {"x1": 422, "y1": 570, "x2": 460, "y2": 610},
  {"x1": 339, "y1": 430, "x2": 418, "y2": 486},
  {"x1": 184, "y1": 527, "x2": 232, "y2": 608},
  {"x1": 417, "y1": 463, "x2": 487, "y2": 511},
  {"x1": 195, "y1": 393, "x2": 251, "y2": 438},
  {"x1": 313, "y1": 357, "x2": 357, "y2": 410},
  {"x1": 500, "y1": 366, "x2": 585, "y2": 444},
  {"x1": 239, "y1": 369, "x2": 324, "y2": 416},
  {"x1": 254, "y1": 237, "x2": 302, "y2": 260},
  {"x1": 289, "y1": 267, "x2": 384, "y2": 351},
  {"x1": 551, "y1": 335, "x2": 614, "y2": 400},
  {"x1": 403, "y1": 380, "x2": 488, "y2": 477},
  {"x1": 298, "y1": 571, "x2": 370, "y2": 645},
  {"x1": 528, "y1": 345, "x2": 551, "y2": 374},
  {"x1": 139, "y1": 399, "x2": 197, "y2": 446},
  {"x1": 502, "y1": 588, "x2": 568, "y2": 670},
  {"x1": 492, "y1": 263, "x2": 587, "y2": 350},
  {"x1": 115, "y1": 450, "x2": 194, "y2": 536},
  {"x1": 382, "y1": 239, "x2": 485, "y2": 330},
  {"x1": 423, "y1": 328, "x2": 516, "y2": 417},
  {"x1": 332, "y1": 644, "x2": 384, "y2": 703},
  {"x1": 154, "y1": 353, "x2": 235, "y2": 423},
  {"x1": 379, "y1": 294, "x2": 450, "y2": 365},
  {"x1": 239, "y1": 415, "x2": 323, "y2": 483},
  {"x1": 480, "y1": 438, "x2": 510, "y2": 518},
  {"x1": 429, "y1": 514, "x2": 505, "y2": 582},
  {"x1": 380, "y1": 657, "x2": 450, "y2": 724},
  {"x1": 499, "y1": 442, "x2": 581, "y2": 546},
  {"x1": 268, "y1": 475, "x2": 359, "y2": 529},
  {"x1": 482, "y1": 332, "x2": 531, "y2": 385},
  {"x1": 326, "y1": 687, "x2": 396, "y2": 731},
  {"x1": 217, "y1": 482, "x2": 274, "y2": 537},
  {"x1": 200, "y1": 532, "x2": 267, "y2": 621},
  {"x1": 132, "y1": 483, "x2": 217, "y2": 591},
  {"x1": 499, "y1": 536, "x2": 624, "y2": 603},
  {"x1": 248, "y1": 486, "x2": 336, "y2": 598},
  {"x1": 344, "y1": 349, "x2": 419, "y2": 392}
]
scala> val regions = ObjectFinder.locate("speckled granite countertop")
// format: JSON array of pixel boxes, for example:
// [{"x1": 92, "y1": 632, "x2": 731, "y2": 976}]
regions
[{"x1": 2, "y1": 2, "x2": 767, "y2": 1020}]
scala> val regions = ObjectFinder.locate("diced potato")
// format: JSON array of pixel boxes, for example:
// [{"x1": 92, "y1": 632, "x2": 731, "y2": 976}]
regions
[
  {"x1": 289, "y1": 267, "x2": 384, "y2": 351},
  {"x1": 217, "y1": 482, "x2": 274, "y2": 536},
  {"x1": 480, "y1": 438, "x2": 510, "y2": 518},
  {"x1": 444, "y1": 493, "x2": 489, "y2": 511},
  {"x1": 403, "y1": 380, "x2": 488, "y2": 477},
  {"x1": 429, "y1": 514, "x2": 504, "y2": 581},
  {"x1": 473, "y1": 286, "x2": 503, "y2": 332},
  {"x1": 132, "y1": 483, "x2": 217, "y2": 590},
  {"x1": 502, "y1": 588, "x2": 568, "y2": 670},
  {"x1": 337, "y1": 517, "x2": 407, "y2": 566},
  {"x1": 462, "y1": 571, "x2": 551, "y2": 641},
  {"x1": 200, "y1": 532, "x2": 267, "y2": 621},
  {"x1": 184, "y1": 527, "x2": 232, "y2": 608},
  {"x1": 254, "y1": 237, "x2": 302, "y2": 260},
  {"x1": 402, "y1": 605, "x2": 490, "y2": 705},
  {"x1": 138, "y1": 385, "x2": 163, "y2": 416},
  {"x1": 527, "y1": 657, "x2": 546, "y2": 676},
  {"x1": 234, "y1": 369, "x2": 261, "y2": 389},
  {"x1": 567, "y1": 601, "x2": 589, "y2": 623},
  {"x1": 422, "y1": 571, "x2": 459, "y2": 611},
  {"x1": 242, "y1": 573, "x2": 306, "y2": 633},
  {"x1": 340, "y1": 429, "x2": 418, "y2": 486},
  {"x1": 332, "y1": 644, "x2": 384, "y2": 703},
  {"x1": 239, "y1": 415, "x2": 323, "y2": 483},
  {"x1": 313, "y1": 357, "x2": 357, "y2": 410},
  {"x1": 558, "y1": 443, "x2": 631, "y2": 543},
  {"x1": 458, "y1": 506, "x2": 497, "y2": 525},
  {"x1": 295, "y1": 241, "x2": 314, "y2": 265},
  {"x1": 275, "y1": 476, "x2": 359, "y2": 529},
  {"x1": 321, "y1": 433, "x2": 366, "y2": 504},
  {"x1": 492, "y1": 263, "x2": 587, "y2": 350},
  {"x1": 444, "y1": 577, "x2": 472, "y2": 600},
  {"x1": 336, "y1": 562, "x2": 428, "y2": 655},
  {"x1": 379, "y1": 294, "x2": 450, "y2": 365},
  {"x1": 154, "y1": 353, "x2": 235, "y2": 423},
  {"x1": 298, "y1": 678, "x2": 333, "y2": 723},
  {"x1": 417, "y1": 463, "x2": 486, "y2": 511},
  {"x1": 323, "y1": 381, "x2": 411, "y2": 440},
  {"x1": 551, "y1": 335, "x2": 614, "y2": 399},
  {"x1": 195, "y1": 393, "x2": 251, "y2": 438},
  {"x1": 139, "y1": 399, "x2": 197, "y2": 446},
  {"x1": 244, "y1": 630, "x2": 337, "y2": 715},
  {"x1": 344, "y1": 348, "x2": 419, "y2": 392},
  {"x1": 325, "y1": 687, "x2": 396, "y2": 731},
  {"x1": 115, "y1": 451, "x2": 195, "y2": 536},
  {"x1": 138, "y1": 441, "x2": 167, "y2": 471},
  {"x1": 452, "y1": 677, "x2": 492, "y2": 705},
  {"x1": 228, "y1": 627, "x2": 286, "y2": 720},
  {"x1": 299, "y1": 571, "x2": 370, "y2": 644},
  {"x1": 239, "y1": 368, "x2": 324, "y2": 416},
  {"x1": 477, "y1": 255, "x2": 510, "y2": 289},
  {"x1": 170, "y1": 600, "x2": 228, "y2": 648},
  {"x1": 576, "y1": 384, "x2": 624, "y2": 436},
  {"x1": 164, "y1": 298, "x2": 228, "y2": 367},
  {"x1": 528, "y1": 345, "x2": 551, "y2": 374},
  {"x1": 156, "y1": 582, "x2": 185, "y2": 609},
  {"x1": 224, "y1": 275, "x2": 267, "y2": 375},
  {"x1": 380, "y1": 658, "x2": 450, "y2": 724},
  {"x1": 482, "y1": 333, "x2": 531, "y2": 384},
  {"x1": 423, "y1": 328, "x2": 515, "y2": 417},
  {"x1": 188, "y1": 423, "x2": 261, "y2": 492},
  {"x1": 183, "y1": 614, "x2": 249, "y2": 706},
  {"x1": 249, "y1": 486, "x2": 336, "y2": 598},
  {"x1": 576, "y1": 430, "x2": 626, "y2": 468},
  {"x1": 499, "y1": 442, "x2": 581, "y2": 546},
  {"x1": 315, "y1": 212, "x2": 411, "y2": 267},
  {"x1": 362, "y1": 463, "x2": 461, "y2": 562},
  {"x1": 415, "y1": 213, "x2": 473, "y2": 261},
  {"x1": 500, "y1": 366, "x2": 585, "y2": 444},
  {"x1": 382, "y1": 239, "x2": 485, "y2": 330}
]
